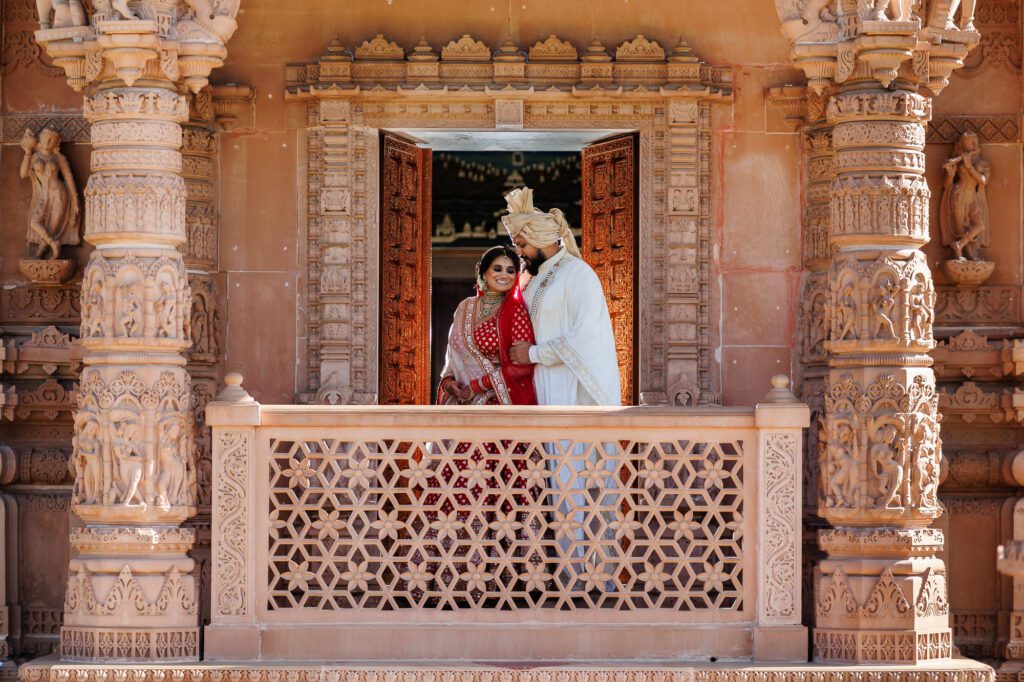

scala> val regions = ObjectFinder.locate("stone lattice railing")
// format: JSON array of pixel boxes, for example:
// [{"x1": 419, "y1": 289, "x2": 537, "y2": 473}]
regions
[{"x1": 204, "y1": 375, "x2": 808, "y2": 662}]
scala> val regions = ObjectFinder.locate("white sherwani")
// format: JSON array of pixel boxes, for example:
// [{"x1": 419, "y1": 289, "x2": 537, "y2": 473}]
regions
[
  {"x1": 523, "y1": 247, "x2": 622, "y2": 582},
  {"x1": 523, "y1": 247, "x2": 622, "y2": 407}
]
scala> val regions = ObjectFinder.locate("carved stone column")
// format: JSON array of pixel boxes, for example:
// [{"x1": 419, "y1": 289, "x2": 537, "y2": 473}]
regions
[
  {"x1": 34, "y1": 2, "x2": 240, "y2": 662},
  {"x1": 181, "y1": 87, "x2": 220, "y2": 632},
  {"x1": 774, "y1": 0, "x2": 979, "y2": 666}
]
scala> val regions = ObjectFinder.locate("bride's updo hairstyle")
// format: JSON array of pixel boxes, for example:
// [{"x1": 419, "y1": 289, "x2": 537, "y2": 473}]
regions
[{"x1": 474, "y1": 245, "x2": 520, "y2": 290}]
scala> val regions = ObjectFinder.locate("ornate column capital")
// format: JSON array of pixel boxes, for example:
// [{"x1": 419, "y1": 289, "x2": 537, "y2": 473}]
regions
[
  {"x1": 775, "y1": 1, "x2": 980, "y2": 94},
  {"x1": 34, "y1": 0, "x2": 240, "y2": 94}
]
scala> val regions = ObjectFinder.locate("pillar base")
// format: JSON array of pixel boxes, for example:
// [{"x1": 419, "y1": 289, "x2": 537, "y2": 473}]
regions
[
  {"x1": 60, "y1": 527, "x2": 199, "y2": 662},
  {"x1": 813, "y1": 628, "x2": 952, "y2": 664},
  {"x1": 59, "y1": 626, "x2": 199, "y2": 662}
]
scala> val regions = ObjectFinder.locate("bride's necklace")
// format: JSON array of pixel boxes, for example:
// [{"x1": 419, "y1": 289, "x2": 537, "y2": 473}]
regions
[{"x1": 478, "y1": 291, "x2": 504, "y2": 320}]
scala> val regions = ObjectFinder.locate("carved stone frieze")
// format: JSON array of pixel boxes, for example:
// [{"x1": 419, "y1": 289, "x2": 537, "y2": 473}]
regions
[
  {"x1": 826, "y1": 251, "x2": 935, "y2": 354},
  {"x1": 927, "y1": 115, "x2": 1021, "y2": 143},
  {"x1": 12, "y1": 664, "x2": 999, "y2": 682},
  {"x1": 935, "y1": 285, "x2": 1018, "y2": 326},
  {"x1": 820, "y1": 373, "x2": 942, "y2": 520},
  {"x1": 79, "y1": 249, "x2": 192, "y2": 347},
  {"x1": 84, "y1": 174, "x2": 188, "y2": 242}
]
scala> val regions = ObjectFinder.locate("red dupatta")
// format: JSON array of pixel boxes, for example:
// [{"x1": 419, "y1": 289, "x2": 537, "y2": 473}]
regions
[{"x1": 495, "y1": 284, "x2": 537, "y2": 406}]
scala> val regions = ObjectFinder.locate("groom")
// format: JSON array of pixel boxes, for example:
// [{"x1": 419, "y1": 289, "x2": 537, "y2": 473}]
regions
[
  {"x1": 503, "y1": 187, "x2": 621, "y2": 590},
  {"x1": 503, "y1": 187, "x2": 621, "y2": 407}
]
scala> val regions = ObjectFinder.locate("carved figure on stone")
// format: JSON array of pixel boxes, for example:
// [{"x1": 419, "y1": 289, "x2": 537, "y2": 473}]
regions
[
  {"x1": 156, "y1": 420, "x2": 186, "y2": 507},
  {"x1": 871, "y1": 276, "x2": 899, "y2": 340},
  {"x1": 909, "y1": 279, "x2": 933, "y2": 340},
  {"x1": 116, "y1": 278, "x2": 143, "y2": 338},
  {"x1": 824, "y1": 420, "x2": 859, "y2": 508},
  {"x1": 191, "y1": 294, "x2": 209, "y2": 353},
  {"x1": 910, "y1": 412, "x2": 940, "y2": 508},
  {"x1": 940, "y1": 131, "x2": 990, "y2": 261},
  {"x1": 178, "y1": 0, "x2": 239, "y2": 43},
  {"x1": 111, "y1": 418, "x2": 144, "y2": 506},
  {"x1": 35, "y1": 0, "x2": 86, "y2": 30},
  {"x1": 155, "y1": 280, "x2": 177, "y2": 339},
  {"x1": 797, "y1": 0, "x2": 838, "y2": 40},
  {"x1": 71, "y1": 414, "x2": 103, "y2": 504},
  {"x1": 19, "y1": 128, "x2": 81, "y2": 260},
  {"x1": 836, "y1": 283, "x2": 858, "y2": 340},
  {"x1": 870, "y1": 419, "x2": 903, "y2": 507},
  {"x1": 865, "y1": 0, "x2": 915, "y2": 20},
  {"x1": 934, "y1": 0, "x2": 976, "y2": 30},
  {"x1": 90, "y1": 0, "x2": 137, "y2": 21}
]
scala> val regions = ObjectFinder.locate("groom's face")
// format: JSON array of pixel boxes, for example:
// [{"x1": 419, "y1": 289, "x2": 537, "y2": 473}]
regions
[{"x1": 514, "y1": 236, "x2": 546, "y2": 276}]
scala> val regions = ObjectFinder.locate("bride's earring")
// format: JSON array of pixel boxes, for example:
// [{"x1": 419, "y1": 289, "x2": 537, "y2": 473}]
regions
[{"x1": 476, "y1": 275, "x2": 488, "y2": 291}]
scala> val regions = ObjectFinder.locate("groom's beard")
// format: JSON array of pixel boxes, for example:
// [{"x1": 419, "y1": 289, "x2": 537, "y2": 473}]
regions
[{"x1": 523, "y1": 249, "x2": 547, "y2": 276}]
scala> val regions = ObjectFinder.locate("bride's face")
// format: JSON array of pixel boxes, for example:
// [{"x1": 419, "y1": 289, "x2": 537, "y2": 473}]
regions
[{"x1": 484, "y1": 255, "x2": 517, "y2": 294}]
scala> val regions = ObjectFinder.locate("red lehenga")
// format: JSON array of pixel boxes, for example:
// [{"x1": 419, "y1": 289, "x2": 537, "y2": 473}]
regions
[{"x1": 413, "y1": 286, "x2": 539, "y2": 603}]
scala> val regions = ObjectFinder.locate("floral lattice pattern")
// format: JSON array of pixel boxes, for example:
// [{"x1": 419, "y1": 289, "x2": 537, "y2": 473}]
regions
[{"x1": 266, "y1": 437, "x2": 745, "y2": 612}]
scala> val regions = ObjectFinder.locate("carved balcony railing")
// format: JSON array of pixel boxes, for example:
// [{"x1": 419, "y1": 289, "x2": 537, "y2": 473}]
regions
[{"x1": 205, "y1": 376, "x2": 808, "y2": 662}]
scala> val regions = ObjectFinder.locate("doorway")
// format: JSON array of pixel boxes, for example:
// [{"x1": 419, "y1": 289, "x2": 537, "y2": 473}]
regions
[{"x1": 379, "y1": 130, "x2": 639, "y2": 406}]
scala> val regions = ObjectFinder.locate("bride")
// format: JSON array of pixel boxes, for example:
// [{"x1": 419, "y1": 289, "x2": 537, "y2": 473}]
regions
[{"x1": 437, "y1": 245, "x2": 537, "y2": 406}]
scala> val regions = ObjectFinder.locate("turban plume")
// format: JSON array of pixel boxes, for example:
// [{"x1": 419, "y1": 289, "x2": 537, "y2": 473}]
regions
[{"x1": 501, "y1": 187, "x2": 580, "y2": 258}]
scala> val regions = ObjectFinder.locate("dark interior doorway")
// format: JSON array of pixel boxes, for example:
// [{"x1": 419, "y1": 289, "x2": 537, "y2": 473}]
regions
[{"x1": 429, "y1": 151, "x2": 583, "y2": 401}]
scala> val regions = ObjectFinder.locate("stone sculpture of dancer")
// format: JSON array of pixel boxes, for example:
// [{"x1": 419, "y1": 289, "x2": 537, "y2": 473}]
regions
[
  {"x1": 939, "y1": 131, "x2": 990, "y2": 261},
  {"x1": 20, "y1": 128, "x2": 80, "y2": 260}
]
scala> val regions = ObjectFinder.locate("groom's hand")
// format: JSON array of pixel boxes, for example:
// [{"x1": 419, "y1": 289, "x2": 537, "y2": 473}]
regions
[{"x1": 511, "y1": 342, "x2": 534, "y2": 365}]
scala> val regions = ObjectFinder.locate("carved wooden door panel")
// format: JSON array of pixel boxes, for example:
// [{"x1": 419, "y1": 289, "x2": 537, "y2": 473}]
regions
[
  {"x1": 380, "y1": 134, "x2": 432, "y2": 405},
  {"x1": 582, "y1": 134, "x2": 637, "y2": 405}
]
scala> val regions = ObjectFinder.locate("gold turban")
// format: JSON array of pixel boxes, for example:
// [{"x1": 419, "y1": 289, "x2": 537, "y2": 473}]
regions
[{"x1": 501, "y1": 187, "x2": 581, "y2": 258}]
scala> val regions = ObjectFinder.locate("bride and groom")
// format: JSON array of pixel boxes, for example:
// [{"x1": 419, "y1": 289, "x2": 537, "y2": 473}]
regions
[
  {"x1": 437, "y1": 186, "x2": 620, "y2": 408},
  {"x1": 434, "y1": 187, "x2": 622, "y2": 592}
]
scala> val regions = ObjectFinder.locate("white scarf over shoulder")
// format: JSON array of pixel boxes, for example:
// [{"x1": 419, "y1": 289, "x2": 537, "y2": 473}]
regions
[{"x1": 523, "y1": 248, "x2": 622, "y2": 407}]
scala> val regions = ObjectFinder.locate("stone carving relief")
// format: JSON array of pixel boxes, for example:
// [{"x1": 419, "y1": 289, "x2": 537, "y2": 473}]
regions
[
  {"x1": 820, "y1": 374, "x2": 941, "y2": 520},
  {"x1": 761, "y1": 433, "x2": 799, "y2": 621},
  {"x1": 79, "y1": 251, "x2": 192, "y2": 344},
  {"x1": 927, "y1": 114, "x2": 1021, "y2": 143},
  {"x1": 826, "y1": 252, "x2": 935, "y2": 353},
  {"x1": 188, "y1": 278, "x2": 220, "y2": 362},
  {"x1": 65, "y1": 565, "x2": 196, "y2": 618},
  {"x1": 938, "y1": 132, "x2": 995, "y2": 287},
  {"x1": 19, "y1": 127, "x2": 81, "y2": 264},
  {"x1": 957, "y1": 0, "x2": 1022, "y2": 78},
  {"x1": 213, "y1": 430, "x2": 250, "y2": 617},
  {"x1": 72, "y1": 368, "x2": 195, "y2": 512},
  {"x1": 935, "y1": 285, "x2": 1017, "y2": 325}
]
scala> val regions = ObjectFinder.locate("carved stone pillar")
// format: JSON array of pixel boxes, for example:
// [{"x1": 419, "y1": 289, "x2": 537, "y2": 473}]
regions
[
  {"x1": 788, "y1": 86, "x2": 835, "y2": 632},
  {"x1": 181, "y1": 87, "x2": 221, "y2": 631},
  {"x1": 34, "y1": 3, "x2": 240, "y2": 662},
  {"x1": 773, "y1": 0, "x2": 979, "y2": 666}
]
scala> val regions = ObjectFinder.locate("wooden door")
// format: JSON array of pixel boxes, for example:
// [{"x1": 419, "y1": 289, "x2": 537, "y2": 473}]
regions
[
  {"x1": 380, "y1": 133, "x2": 432, "y2": 405},
  {"x1": 581, "y1": 134, "x2": 637, "y2": 405}
]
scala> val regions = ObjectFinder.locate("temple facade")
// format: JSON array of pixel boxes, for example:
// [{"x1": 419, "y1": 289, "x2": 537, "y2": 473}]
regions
[{"x1": 0, "y1": 0, "x2": 1022, "y2": 680}]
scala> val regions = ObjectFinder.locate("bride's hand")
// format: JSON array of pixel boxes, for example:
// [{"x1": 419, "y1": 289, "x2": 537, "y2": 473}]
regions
[
  {"x1": 456, "y1": 384, "x2": 474, "y2": 403},
  {"x1": 510, "y1": 341, "x2": 534, "y2": 365}
]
